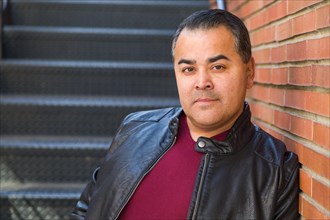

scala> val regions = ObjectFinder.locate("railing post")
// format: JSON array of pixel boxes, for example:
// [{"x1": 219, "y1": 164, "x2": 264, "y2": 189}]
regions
[{"x1": 1, "y1": 0, "x2": 3, "y2": 59}]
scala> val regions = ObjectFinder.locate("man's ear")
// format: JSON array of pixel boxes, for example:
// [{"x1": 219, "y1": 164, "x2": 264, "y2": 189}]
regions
[{"x1": 246, "y1": 57, "x2": 255, "y2": 89}]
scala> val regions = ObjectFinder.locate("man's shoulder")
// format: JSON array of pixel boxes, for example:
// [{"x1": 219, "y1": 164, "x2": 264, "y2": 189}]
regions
[
  {"x1": 253, "y1": 126, "x2": 298, "y2": 167},
  {"x1": 123, "y1": 107, "x2": 182, "y2": 124}
]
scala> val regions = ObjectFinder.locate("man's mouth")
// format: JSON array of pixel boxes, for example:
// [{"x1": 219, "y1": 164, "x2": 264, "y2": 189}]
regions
[{"x1": 194, "y1": 98, "x2": 218, "y2": 103}]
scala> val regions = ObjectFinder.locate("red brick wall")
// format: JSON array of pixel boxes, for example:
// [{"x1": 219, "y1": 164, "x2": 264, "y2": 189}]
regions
[{"x1": 226, "y1": 0, "x2": 330, "y2": 219}]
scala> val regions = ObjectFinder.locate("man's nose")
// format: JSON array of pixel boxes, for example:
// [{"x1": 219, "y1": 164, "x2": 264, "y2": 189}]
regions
[{"x1": 195, "y1": 71, "x2": 213, "y2": 90}]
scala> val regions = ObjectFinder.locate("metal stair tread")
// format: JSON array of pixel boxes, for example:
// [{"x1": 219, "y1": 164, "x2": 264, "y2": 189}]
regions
[
  {"x1": 0, "y1": 135, "x2": 111, "y2": 150},
  {"x1": 0, "y1": 95, "x2": 180, "y2": 107},
  {"x1": 4, "y1": 25, "x2": 174, "y2": 36},
  {"x1": 0, "y1": 182, "x2": 85, "y2": 199},
  {"x1": 10, "y1": 0, "x2": 209, "y2": 7},
  {"x1": 0, "y1": 59, "x2": 173, "y2": 70}
]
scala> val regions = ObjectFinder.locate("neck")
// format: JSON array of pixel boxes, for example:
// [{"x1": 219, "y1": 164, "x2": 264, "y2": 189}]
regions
[{"x1": 186, "y1": 119, "x2": 232, "y2": 142}]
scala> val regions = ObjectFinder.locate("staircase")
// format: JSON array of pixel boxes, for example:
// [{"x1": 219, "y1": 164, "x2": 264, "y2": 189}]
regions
[{"x1": 0, "y1": 0, "x2": 209, "y2": 219}]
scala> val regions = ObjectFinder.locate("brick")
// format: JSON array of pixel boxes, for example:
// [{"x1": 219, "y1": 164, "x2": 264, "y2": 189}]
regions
[
  {"x1": 276, "y1": 19, "x2": 292, "y2": 41},
  {"x1": 262, "y1": 26, "x2": 276, "y2": 45},
  {"x1": 226, "y1": 0, "x2": 247, "y2": 12},
  {"x1": 284, "y1": 137, "x2": 329, "y2": 179},
  {"x1": 251, "y1": 26, "x2": 275, "y2": 46},
  {"x1": 288, "y1": 66, "x2": 313, "y2": 86},
  {"x1": 249, "y1": 101, "x2": 274, "y2": 124},
  {"x1": 271, "y1": 67, "x2": 289, "y2": 85},
  {"x1": 269, "y1": 87, "x2": 285, "y2": 106},
  {"x1": 307, "y1": 36, "x2": 330, "y2": 60},
  {"x1": 249, "y1": 84, "x2": 270, "y2": 102},
  {"x1": 255, "y1": 68, "x2": 271, "y2": 84},
  {"x1": 288, "y1": 0, "x2": 321, "y2": 14},
  {"x1": 285, "y1": 89, "x2": 305, "y2": 110},
  {"x1": 252, "y1": 48, "x2": 271, "y2": 64},
  {"x1": 271, "y1": 45, "x2": 287, "y2": 63},
  {"x1": 305, "y1": 91, "x2": 330, "y2": 117},
  {"x1": 267, "y1": 127, "x2": 284, "y2": 141},
  {"x1": 235, "y1": 0, "x2": 259, "y2": 19},
  {"x1": 292, "y1": 10, "x2": 316, "y2": 36},
  {"x1": 300, "y1": 195, "x2": 329, "y2": 219},
  {"x1": 312, "y1": 178, "x2": 330, "y2": 211},
  {"x1": 245, "y1": 12, "x2": 267, "y2": 31},
  {"x1": 239, "y1": 0, "x2": 274, "y2": 19},
  {"x1": 312, "y1": 65, "x2": 330, "y2": 89},
  {"x1": 237, "y1": 1, "x2": 277, "y2": 22},
  {"x1": 300, "y1": 169, "x2": 312, "y2": 196},
  {"x1": 274, "y1": 110, "x2": 290, "y2": 130},
  {"x1": 313, "y1": 122, "x2": 330, "y2": 149},
  {"x1": 268, "y1": 0, "x2": 288, "y2": 24},
  {"x1": 290, "y1": 115, "x2": 313, "y2": 140},
  {"x1": 316, "y1": 4, "x2": 330, "y2": 29},
  {"x1": 287, "y1": 41, "x2": 307, "y2": 61},
  {"x1": 303, "y1": 146, "x2": 330, "y2": 179}
]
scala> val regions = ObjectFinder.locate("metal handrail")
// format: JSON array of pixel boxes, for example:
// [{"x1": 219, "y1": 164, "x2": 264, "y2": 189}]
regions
[
  {"x1": 1, "y1": 0, "x2": 3, "y2": 59},
  {"x1": 1, "y1": 0, "x2": 9, "y2": 59}
]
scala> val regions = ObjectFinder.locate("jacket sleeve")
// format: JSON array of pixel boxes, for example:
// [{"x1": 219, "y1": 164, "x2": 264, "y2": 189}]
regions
[
  {"x1": 71, "y1": 167, "x2": 100, "y2": 220},
  {"x1": 274, "y1": 152, "x2": 300, "y2": 220}
]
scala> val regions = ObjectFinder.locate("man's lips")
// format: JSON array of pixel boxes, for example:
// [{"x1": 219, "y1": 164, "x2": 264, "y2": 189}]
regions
[
  {"x1": 193, "y1": 92, "x2": 220, "y2": 104},
  {"x1": 194, "y1": 98, "x2": 218, "y2": 103}
]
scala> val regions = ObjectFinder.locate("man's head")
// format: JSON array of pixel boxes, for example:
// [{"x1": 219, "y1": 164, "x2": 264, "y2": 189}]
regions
[
  {"x1": 172, "y1": 9, "x2": 255, "y2": 140},
  {"x1": 172, "y1": 9, "x2": 252, "y2": 64}
]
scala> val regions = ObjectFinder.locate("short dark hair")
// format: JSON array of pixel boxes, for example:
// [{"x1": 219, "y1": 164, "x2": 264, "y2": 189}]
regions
[{"x1": 172, "y1": 9, "x2": 251, "y2": 63}]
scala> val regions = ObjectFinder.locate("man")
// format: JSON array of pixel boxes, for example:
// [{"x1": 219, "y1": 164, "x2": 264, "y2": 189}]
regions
[{"x1": 72, "y1": 9, "x2": 299, "y2": 220}]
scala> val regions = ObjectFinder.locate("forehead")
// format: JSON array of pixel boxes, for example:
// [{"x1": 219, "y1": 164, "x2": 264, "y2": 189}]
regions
[
  {"x1": 174, "y1": 26, "x2": 237, "y2": 60},
  {"x1": 178, "y1": 26, "x2": 234, "y2": 46}
]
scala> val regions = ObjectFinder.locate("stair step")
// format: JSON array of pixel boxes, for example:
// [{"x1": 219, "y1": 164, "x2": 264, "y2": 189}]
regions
[
  {"x1": 1, "y1": 135, "x2": 109, "y2": 183},
  {"x1": 0, "y1": 94, "x2": 180, "y2": 107},
  {"x1": 6, "y1": 0, "x2": 208, "y2": 29},
  {"x1": 0, "y1": 135, "x2": 111, "y2": 150},
  {"x1": 3, "y1": 26, "x2": 173, "y2": 62},
  {"x1": 0, "y1": 95, "x2": 180, "y2": 135},
  {"x1": 0, "y1": 59, "x2": 178, "y2": 97},
  {"x1": 0, "y1": 183, "x2": 84, "y2": 220}
]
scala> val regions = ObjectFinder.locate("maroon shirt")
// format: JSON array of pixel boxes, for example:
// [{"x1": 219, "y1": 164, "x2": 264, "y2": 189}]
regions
[{"x1": 119, "y1": 114, "x2": 228, "y2": 220}]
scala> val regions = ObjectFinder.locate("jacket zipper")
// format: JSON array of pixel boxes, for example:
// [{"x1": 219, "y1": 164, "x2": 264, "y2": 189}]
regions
[
  {"x1": 191, "y1": 153, "x2": 210, "y2": 220},
  {"x1": 113, "y1": 136, "x2": 177, "y2": 220}
]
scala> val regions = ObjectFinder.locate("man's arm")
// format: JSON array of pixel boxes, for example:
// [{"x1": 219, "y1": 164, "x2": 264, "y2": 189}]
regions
[
  {"x1": 71, "y1": 167, "x2": 100, "y2": 220},
  {"x1": 275, "y1": 152, "x2": 300, "y2": 220}
]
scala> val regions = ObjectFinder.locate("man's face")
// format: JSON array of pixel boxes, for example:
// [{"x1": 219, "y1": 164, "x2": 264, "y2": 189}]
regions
[{"x1": 173, "y1": 26, "x2": 254, "y2": 139}]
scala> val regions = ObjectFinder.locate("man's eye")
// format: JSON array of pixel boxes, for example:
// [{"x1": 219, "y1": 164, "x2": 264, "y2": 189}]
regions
[
  {"x1": 183, "y1": 67, "x2": 194, "y2": 72},
  {"x1": 213, "y1": 65, "x2": 224, "y2": 70}
]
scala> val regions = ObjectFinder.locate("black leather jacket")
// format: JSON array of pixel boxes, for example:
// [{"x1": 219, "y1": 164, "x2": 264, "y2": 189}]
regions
[{"x1": 72, "y1": 103, "x2": 299, "y2": 220}]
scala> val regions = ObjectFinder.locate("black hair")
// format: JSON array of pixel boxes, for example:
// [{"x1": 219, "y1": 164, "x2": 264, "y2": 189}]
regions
[{"x1": 172, "y1": 9, "x2": 251, "y2": 63}]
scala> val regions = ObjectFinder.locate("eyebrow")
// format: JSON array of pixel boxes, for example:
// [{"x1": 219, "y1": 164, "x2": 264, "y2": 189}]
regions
[
  {"x1": 177, "y1": 54, "x2": 230, "y2": 65},
  {"x1": 208, "y1": 54, "x2": 230, "y2": 63},
  {"x1": 177, "y1": 59, "x2": 196, "y2": 65}
]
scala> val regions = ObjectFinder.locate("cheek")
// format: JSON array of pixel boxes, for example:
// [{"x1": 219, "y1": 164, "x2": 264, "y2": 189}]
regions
[
  {"x1": 176, "y1": 77, "x2": 190, "y2": 93},
  {"x1": 176, "y1": 82, "x2": 192, "y2": 106},
  {"x1": 177, "y1": 84, "x2": 189, "y2": 100}
]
